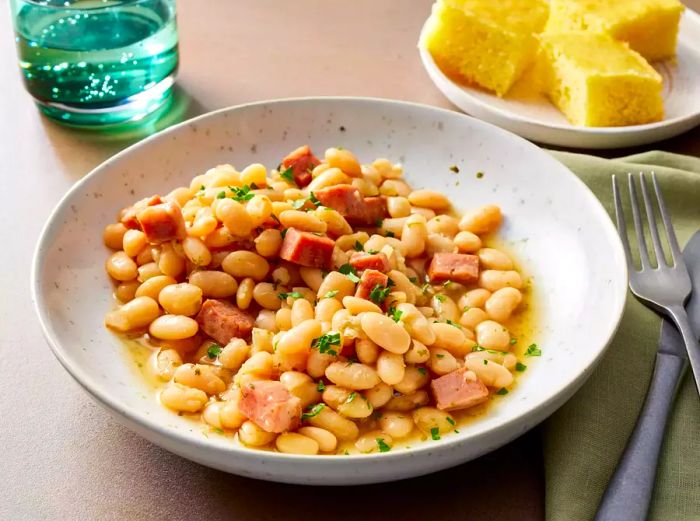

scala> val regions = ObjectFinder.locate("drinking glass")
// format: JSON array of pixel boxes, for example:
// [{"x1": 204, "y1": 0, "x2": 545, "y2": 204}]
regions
[{"x1": 10, "y1": 0, "x2": 179, "y2": 127}]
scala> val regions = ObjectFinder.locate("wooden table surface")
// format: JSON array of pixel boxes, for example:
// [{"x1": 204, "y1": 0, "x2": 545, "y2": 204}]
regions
[{"x1": 1, "y1": 1, "x2": 698, "y2": 519}]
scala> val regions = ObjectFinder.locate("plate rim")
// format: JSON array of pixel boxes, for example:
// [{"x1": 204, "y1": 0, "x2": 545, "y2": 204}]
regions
[{"x1": 30, "y1": 96, "x2": 629, "y2": 470}]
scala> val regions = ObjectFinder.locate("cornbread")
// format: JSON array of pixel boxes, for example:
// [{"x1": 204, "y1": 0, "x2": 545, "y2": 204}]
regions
[
  {"x1": 546, "y1": 0, "x2": 685, "y2": 62},
  {"x1": 538, "y1": 32, "x2": 663, "y2": 127},
  {"x1": 421, "y1": 0, "x2": 549, "y2": 96}
]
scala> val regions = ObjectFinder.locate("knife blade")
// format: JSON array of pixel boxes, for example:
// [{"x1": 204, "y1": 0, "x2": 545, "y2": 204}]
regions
[{"x1": 658, "y1": 229, "x2": 700, "y2": 358}]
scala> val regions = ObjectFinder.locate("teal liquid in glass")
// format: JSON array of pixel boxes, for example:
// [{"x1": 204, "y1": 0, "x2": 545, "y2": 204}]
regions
[{"x1": 12, "y1": 0, "x2": 178, "y2": 126}]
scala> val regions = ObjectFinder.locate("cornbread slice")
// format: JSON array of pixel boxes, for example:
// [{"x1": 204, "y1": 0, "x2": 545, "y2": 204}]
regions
[
  {"x1": 546, "y1": 0, "x2": 685, "y2": 62},
  {"x1": 538, "y1": 32, "x2": 663, "y2": 127},
  {"x1": 420, "y1": 0, "x2": 549, "y2": 96}
]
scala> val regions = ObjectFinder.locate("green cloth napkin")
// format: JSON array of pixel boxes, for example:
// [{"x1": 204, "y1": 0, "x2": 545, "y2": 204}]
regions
[{"x1": 543, "y1": 151, "x2": 700, "y2": 521}]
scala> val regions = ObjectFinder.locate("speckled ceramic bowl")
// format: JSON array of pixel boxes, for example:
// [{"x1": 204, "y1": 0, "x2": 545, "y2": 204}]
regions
[{"x1": 32, "y1": 97, "x2": 627, "y2": 484}]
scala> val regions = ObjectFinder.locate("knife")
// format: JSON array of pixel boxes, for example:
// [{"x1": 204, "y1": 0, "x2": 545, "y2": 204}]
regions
[{"x1": 595, "y1": 230, "x2": 700, "y2": 521}]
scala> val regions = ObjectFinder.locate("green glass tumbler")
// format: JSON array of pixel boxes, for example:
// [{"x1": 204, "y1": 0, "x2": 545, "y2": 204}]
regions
[{"x1": 10, "y1": 0, "x2": 179, "y2": 127}]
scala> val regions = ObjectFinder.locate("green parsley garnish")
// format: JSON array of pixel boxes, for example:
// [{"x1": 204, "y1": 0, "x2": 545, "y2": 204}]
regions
[
  {"x1": 280, "y1": 228, "x2": 288, "y2": 238},
  {"x1": 309, "y1": 192, "x2": 320, "y2": 206},
  {"x1": 301, "y1": 403, "x2": 325, "y2": 420},
  {"x1": 476, "y1": 171, "x2": 484, "y2": 179},
  {"x1": 317, "y1": 380, "x2": 326, "y2": 392},
  {"x1": 430, "y1": 427, "x2": 441, "y2": 441},
  {"x1": 354, "y1": 240, "x2": 364, "y2": 252},
  {"x1": 338, "y1": 263, "x2": 360, "y2": 283},
  {"x1": 472, "y1": 345, "x2": 485, "y2": 352},
  {"x1": 278, "y1": 291, "x2": 304, "y2": 300},
  {"x1": 525, "y1": 343, "x2": 542, "y2": 356},
  {"x1": 323, "y1": 290, "x2": 339, "y2": 299},
  {"x1": 483, "y1": 359, "x2": 488, "y2": 365},
  {"x1": 442, "y1": 280, "x2": 453, "y2": 288},
  {"x1": 417, "y1": 367, "x2": 427, "y2": 376},
  {"x1": 369, "y1": 284, "x2": 391, "y2": 305},
  {"x1": 374, "y1": 218, "x2": 383, "y2": 228},
  {"x1": 376, "y1": 438, "x2": 391, "y2": 453},
  {"x1": 312, "y1": 332, "x2": 341, "y2": 356},
  {"x1": 435, "y1": 294, "x2": 446, "y2": 303},
  {"x1": 510, "y1": 338, "x2": 518, "y2": 345},
  {"x1": 385, "y1": 231, "x2": 395, "y2": 238},
  {"x1": 420, "y1": 283, "x2": 431, "y2": 295},
  {"x1": 449, "y1": 165, "x2": 460, "y2": 173},
  {"x1": 207, "y1": 344, "x2": 223, "y2": 358},
  {"x1": 387, "y1": 306, "x2": 403, "y2": 322},
  {"x1": 346, "y1": 392, "x2": 357, "y2": 403},
  {"x1": 213, "y1": 427, "x2": 225, "y2": 435},
  {"x1": 367, "y1": 249, "x2": 380, "y2": 254},
  {"x1": 445, "y1": 319, "x2": 462, "y2": 329},
  {"x1": 496, "y1": 388, "x2": 509, "y2": 395},
  {"x1": 291, "y1": 198, "x2": 307, "y2": 210},
  {"x1": 408, "y1": 276, "x2": 418, "y2": 284},
  {"x1": 516, "y1": 362, "x2": 527, "y2": 372},
  {"x1": 216, "y1": 191, "x2": 226, "y2": 199},
  {"x1": 446, "y1": 417, "x2": 456, "y2": 426},
  {"x1": 280, "y1": 167, "x2": 295, "y2": 184},
  {"x1": 436, "y1": 354, "x2": 445, "y2": 359},
  {"x1": 230, "y1": 184, "x2": 256, "y2": 202}
]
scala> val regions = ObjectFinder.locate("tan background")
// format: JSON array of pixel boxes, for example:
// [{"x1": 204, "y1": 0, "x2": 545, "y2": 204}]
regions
[{"x1": 1, "y1": 1, "x2": 698, "y2": 519}]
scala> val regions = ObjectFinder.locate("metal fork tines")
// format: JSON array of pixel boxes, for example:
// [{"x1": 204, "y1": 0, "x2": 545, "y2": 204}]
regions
[{"x1": 613, "y1": 172, "x2": 700, "y2": 395}]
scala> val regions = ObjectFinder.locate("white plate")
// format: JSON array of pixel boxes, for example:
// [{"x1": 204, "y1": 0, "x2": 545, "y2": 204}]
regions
[
  {"x1": 419, "y1": 10, "x2": 700, "y2": 149},
  {"x1": 32, "y1": 97, "x2": 627, "y2": 484}
]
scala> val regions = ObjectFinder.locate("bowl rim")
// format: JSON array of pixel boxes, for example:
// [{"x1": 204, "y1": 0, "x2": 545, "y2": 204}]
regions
[{"x1": 31, "y1": 95, "x2": 628, "y2": 464}]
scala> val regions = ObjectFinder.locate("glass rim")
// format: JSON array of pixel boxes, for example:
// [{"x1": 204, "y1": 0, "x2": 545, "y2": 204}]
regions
[{"x1": 16, "y1": 0, "x2": 162, "y2": 10}]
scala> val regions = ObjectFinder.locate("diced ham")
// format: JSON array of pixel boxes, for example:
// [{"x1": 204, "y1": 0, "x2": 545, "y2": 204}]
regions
[
  {"x1": 349, "y1": 252, "x2": 391, "y2": 272},
  {"x1": 427, "y1": 252, "x2": 480, "y2": 284},
  {"x1": 313, "y1": 184, "x2": 387, "y2": 226},
  {"x1": 279, "y1": 227, "x2": 334, "y2": 269},
  {"x1": 239, "y1": 380, "x2": 302, "y2": 433},
  {"x1": 136, "y1": 201, "x2": 187, "y2": 244},
  {"x1": 355, "y1": 269, "x2": 388, "y2": 300},
  {"x1": 195, "y1": 299, "x2": 255, "y2": 345},
  {"x1": 119, "y1": 195, "x2": 162, "y2": 229},
  {"x1": 360, "y1": 196, "x2": 388, "y2": 226},
  {"x1": 281, "y1": 145, "x2": 320, "y2": 188},
  {"x1": 431, "y1": 368, "x2": 489, "y2": 411}
]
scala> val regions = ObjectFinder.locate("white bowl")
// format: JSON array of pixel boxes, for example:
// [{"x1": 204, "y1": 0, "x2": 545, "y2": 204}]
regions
[
  {"x1": 32, "y1": 97, "x2": 627, "y2": 485},
  {"x1": 419, "y1": 9, "x2": 700, "y2": 149}
]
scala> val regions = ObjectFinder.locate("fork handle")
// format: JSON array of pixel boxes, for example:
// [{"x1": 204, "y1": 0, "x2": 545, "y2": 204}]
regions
[
  {"x1": 594, "y1": 352, "x2": 686, "y2": 521},
  {"x1": 668, "y1": 305, "x2": 700, "y2": 395}
]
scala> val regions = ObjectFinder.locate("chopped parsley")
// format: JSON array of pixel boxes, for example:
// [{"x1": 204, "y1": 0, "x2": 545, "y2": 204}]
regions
[
  {"x1": 435, "y1": 294, "x2": 446, "y2": 303},
  {"x1": 369, "y1": 284, "x2": 391, "y2": 305},
  {"x1": 316, "y1": 380, "x2": 326, "y2": 392},
  {"x1": 445, "y1": 319, "x2": 462, "y2": 329},
  {"x1": 446, "y1": 417, "x2": 456, "y2": 426},
  {"x1": 207, "y1": 344, "x2": 223, "y2": 358},
  {"x1": 346, "y1": 392, "x2": 357, "y2": 403},
  {"x1": 312, "y1": 332, "x2": 341, "y2": 356},
  {"x1": 213, "y1": 427, "x2": 225, "y2": 435},
  {"x1": 515, "y1": 362, "x2": 527, "y2": 372},
  {"x1": 442, "y1": 280, "x2": 453, "y2": 288},
  {"x1": 354, "y1": 240, "x2": 364, "y2": 252},
  {"x1": 408, "y1": 276, "x2": 418, "y2": 284},
  {"x1": 417, "y1": 367, "x2": 427, "y2": 376},
  {"x1": 483, "y1": 359, "x2": 488, "y2": 365},
  {"x1": 280, "y1": 228, "x2": 288, "y2": 239},
  {"x1": 230, "y1": 184, "x2": 256, "y2": 202},
  {"x1": 278, "y1": 291, "x2": 304, "y2": 300},
  {"x1": 376, "y1": 438, "x2": 391, "y2": 453},
  {"x1": 510, "y1": 338, "x2": 518, "y2": 345},
  {"x1": 308, "y1": 192, "x2": 320, "y2": 206},
  {"x1": 449, "y1": 165, "x2": 460, "y2": 173},
  {"x1": 387, "y1": 306, "x2": 403, "y2": 322},
  {"x1": 280, "y1": 167, "x2": 295, "y2": 184},
  {"x1": 323, "y1": 290, "x2": 339, "y2": 299},
  {"x1": 367, "y1": 249, "x2": 380, "y2": 254},
  {"x1": 374, "y1": 218, "x2": 384, "y2": 228},
  {"x1": 338, "y1": 263, "x2": 360, "y2": 283},
  {"x1": 430, "y1": 427, "x2": 441, "y2": 441},
  {"x1": 495, "y1": 388, "x2": 509, "y2": 395},
  {"x1": 216, "y1": 191, "x2": 226, "y2": 199},
  {"x1": 385, "y1": 231, "x2": 395, "y2": 238},
  {"x1": 436, "y1": 354, "x2": 445, "y2": 359},
  {"x1": 420, "y1": 283, "x2": 431, "y2": 295},
  {"x1": 301, "y1": 403, "x2": 325, "y2": 420},
  {"x1": 476, "y1": 171, "x2": 484, "y2": 179},
  {"x1": 525, "y1": 343, "x2": 542, "y2": 357}
]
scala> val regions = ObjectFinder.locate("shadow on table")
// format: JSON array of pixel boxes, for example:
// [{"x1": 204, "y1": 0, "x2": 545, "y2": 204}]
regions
[
  {"x1": 127, "y1": 430, "x2": 544, "y2": 521},
  {"x1": 37, "y1": 85, "x2": 210, "y2": 180}
]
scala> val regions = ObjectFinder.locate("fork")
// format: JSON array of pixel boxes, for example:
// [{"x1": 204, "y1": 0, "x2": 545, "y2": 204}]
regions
[
  {"x1": 613, "y1": 172, "x2": 700, "y2": 393},
  {"x1": 593, "y1": 173, "x2": 700, "y2": 521}
]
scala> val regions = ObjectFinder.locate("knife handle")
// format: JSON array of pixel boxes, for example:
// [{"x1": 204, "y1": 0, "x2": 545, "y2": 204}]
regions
[{"x1": 594, "y1": 352, "x2": 686, "y2": 521}]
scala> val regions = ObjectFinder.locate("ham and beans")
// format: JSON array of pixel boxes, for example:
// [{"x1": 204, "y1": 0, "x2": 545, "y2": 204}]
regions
[{"x1": 103, "y1": 145, "x2": 538, "y2": 455}]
